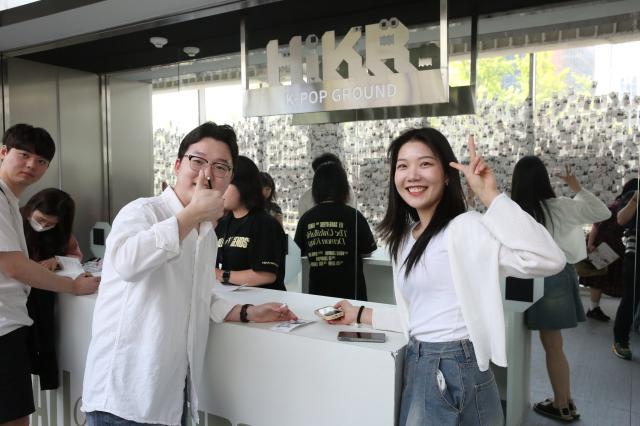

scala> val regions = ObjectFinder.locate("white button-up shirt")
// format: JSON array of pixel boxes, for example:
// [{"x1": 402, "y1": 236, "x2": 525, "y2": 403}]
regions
[
  {"x1": 82, "y1": 187, "x2": 235, "y2": 425},
  {"x1": 0, "y1": 178, "x2": 32, "y2": 337}
]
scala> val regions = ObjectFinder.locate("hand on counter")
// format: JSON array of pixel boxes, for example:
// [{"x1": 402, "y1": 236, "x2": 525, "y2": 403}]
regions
[
  {"x1": 249, "y1": 303, "x2": 298, "y2": 322},
  {"x1": 72, "y1": 273, "x2": 100, "y2": 295},
  {"x1": 226, "y1": 302, "x2": 298, "y2": 322},
  {"x1": 327, "y1": 300, "x2": 372, "y2": 326}
]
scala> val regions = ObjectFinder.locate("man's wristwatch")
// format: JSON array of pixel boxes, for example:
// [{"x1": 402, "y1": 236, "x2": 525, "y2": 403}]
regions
[{"x1": 222, "y1": 270, "x2": 231, "y2": 284}]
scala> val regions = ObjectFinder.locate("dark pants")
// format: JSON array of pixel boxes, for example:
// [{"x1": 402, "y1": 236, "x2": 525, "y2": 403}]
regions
[{"x1": 613, "y1": 252, "x2": 640, "y2": 345}]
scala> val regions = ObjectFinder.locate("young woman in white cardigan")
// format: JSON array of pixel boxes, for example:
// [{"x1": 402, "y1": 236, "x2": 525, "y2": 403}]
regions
[
  {"x1": 328, "y1": 128, "x2": 565, "y2": 426},
  {"x1": 511, "y1": 157, "x2": 611, "y2": 422}
]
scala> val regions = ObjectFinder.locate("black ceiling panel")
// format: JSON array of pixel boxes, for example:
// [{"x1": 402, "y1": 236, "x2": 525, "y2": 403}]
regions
[{"x1": 20, "y1": 0, "x2": 584, "y2": 74}]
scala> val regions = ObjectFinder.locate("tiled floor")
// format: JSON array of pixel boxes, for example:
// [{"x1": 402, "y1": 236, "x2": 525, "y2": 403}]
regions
[{"x1": 524, "y1": 293, "x2": 640, "y2": 426}]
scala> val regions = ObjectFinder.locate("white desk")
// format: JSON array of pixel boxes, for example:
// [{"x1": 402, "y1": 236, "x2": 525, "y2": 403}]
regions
[{"x1": 30, "y1": 289, "x2": 406, "y2": 426}]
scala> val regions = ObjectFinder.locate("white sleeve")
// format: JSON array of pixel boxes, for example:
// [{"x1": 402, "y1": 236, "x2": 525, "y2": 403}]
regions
[
  {"x1": 209, "y1": 289, "x2": 236, "y2": 323},
  {"x1": 106, "y1": 202, "x2": 181, "y2": 282},
  {"x1": 371, "y1": 307, "x2": 404, "y2": 332},
  {"x1": 481, "y1": 194, "x2": 566, "y2": 278},
  {"x1": 0, "y1": 196, "x2": 22, "y2": 252}
]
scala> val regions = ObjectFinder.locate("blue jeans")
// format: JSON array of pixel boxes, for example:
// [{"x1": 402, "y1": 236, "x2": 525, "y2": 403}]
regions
[
  {"x1": 86, "y1": 407, "x2": 188, "y2": 426},
  {"x1": 399, "y1": 338, "x2": 504, "y2": 426},
  {"x1": 86, "y1": 382, "x2": 189, "y2": 426}
]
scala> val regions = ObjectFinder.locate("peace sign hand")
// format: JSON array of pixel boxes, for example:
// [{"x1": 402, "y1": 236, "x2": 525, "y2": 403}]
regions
[{"x1": 449, "y1": 135, "x2": 500, "y2": 209}]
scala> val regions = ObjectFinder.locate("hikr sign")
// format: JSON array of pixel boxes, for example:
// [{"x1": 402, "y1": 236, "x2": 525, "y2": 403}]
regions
[{"x1": 243, "y1": 17, "x2": 449, "y2": 117}]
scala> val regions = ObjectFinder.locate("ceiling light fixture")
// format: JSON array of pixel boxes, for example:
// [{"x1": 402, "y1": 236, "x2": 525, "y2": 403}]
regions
[
  {"x1": 149, "y1": 37, "x2": 168, "y2": 48},
  {"x1": 183, "y1": 46, "x2": 200, "y2": 57}
]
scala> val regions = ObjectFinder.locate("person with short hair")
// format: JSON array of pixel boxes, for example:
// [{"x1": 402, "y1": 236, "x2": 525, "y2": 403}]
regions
[
  {"x1": 215, "y1": 157, "x2": 287, "y2": 291},
  {"x1": 82, "y1": 123, "x2": 296, "y2": 426},
  {"x1": 0, "y1": 124, "x2": 99, "y2": 426},
  {"x1": 295, "y1": 161, "x2": 376, "y2": 301}
]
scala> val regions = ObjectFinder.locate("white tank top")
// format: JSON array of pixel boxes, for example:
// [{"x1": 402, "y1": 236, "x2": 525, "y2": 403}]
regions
[{"x1": 398, "y1": 227, "x2": 469, "y2": 342}]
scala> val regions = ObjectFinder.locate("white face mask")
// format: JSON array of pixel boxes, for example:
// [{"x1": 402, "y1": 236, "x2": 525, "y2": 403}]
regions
[{"x1": 29, "y1": 216, "x2": 55, "y2": 232}]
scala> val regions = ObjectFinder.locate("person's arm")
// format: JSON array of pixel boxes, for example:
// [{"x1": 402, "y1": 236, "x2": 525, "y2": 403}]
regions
[
  {"x1": 450, "y1": 135, "x2": 565, "y2": 276},
  {"x1": 215, "y1": 268, "x2": 276, "y2": 286},
  {"x1": 483, "y1": 195, "x2": 566, "y2": 277},
  {"x1": 111, "y1": 171, "x2": 225, "y2": 282},
  {"x1": 224, "y1": 302, "x2": 298, "y2": 322},
  {"x1": 356, "y1": 211, "x2": 377, "y2": 256},
  {"x1": 586, "y1": 223, "x2": 599, "y2": 253},
  {"x1": 617, "y1": 191, "x2": 638, "y2": 226},
  {"x1": 294, "y1": 218, "x2": 308, "y2": 256},
  {"x1": 0, "y1": 251, "x2": 98, "y2": 295},
  {"x1": 67, "y1": 234, "x2": 83, "y2": 259},
  {"x1": 555, "y1": 164, "x2": 611, "y2": 224},
  {"x1": 209, "y1": 289, "x2": 298, "y2": 323}
]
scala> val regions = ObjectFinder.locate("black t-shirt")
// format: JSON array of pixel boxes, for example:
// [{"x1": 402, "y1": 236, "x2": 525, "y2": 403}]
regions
[
  {"x1": 215, "y1": 209, "x2": 286, "y2": 291},
  {"x1": 294, "y1": 202, "x2": 377, "y2": 301}
]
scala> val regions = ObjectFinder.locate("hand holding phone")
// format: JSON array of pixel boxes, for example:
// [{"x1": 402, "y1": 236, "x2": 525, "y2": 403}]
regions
[{"x1": 314, "y1": 306, "x2": 345, "y2": 321}]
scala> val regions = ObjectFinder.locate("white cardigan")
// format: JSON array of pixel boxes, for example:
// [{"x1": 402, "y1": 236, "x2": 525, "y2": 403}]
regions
[
  {"x1": 372, "y1": 194, "x2": 566, "y2": 371},
  {"x1": 544, "y1": 189, "x2": 611, "y2": 263}
]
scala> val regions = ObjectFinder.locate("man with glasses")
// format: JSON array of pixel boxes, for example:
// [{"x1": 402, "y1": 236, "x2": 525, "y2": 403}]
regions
[
  {"x1": 0, "y1": 124, "x2": 99, "y2": 426},
  {"x1": 82, "y1": 122, "x2": 297, "y2": 426}
]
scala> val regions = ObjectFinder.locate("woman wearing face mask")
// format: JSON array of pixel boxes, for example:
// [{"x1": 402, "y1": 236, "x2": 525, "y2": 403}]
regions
[
  {"x1": 21, "y1": 188, "x2": 82, "y2": 391},
  {"x1": 327, "y1": 128, "x2": 565, "y2": 426},
  {"x1": 215, "y1": 156, "x2": 286, "y2": 291}
]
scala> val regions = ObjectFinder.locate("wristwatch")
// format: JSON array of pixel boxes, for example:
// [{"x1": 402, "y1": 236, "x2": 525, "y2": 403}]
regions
[{"x1": 222, "y1": 270, "x2": 231, "y2": 284}]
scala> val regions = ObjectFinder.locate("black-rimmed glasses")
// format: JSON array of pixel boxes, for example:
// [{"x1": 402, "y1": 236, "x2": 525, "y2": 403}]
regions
[{"x1": 185, "y1": 154, "x2": 233, "y2": 178}]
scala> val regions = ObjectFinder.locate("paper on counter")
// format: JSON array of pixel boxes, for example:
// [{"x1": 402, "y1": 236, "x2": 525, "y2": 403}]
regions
[
  {"x1": 213, "y1": 282, "x2": 251, "y2": 293},
  {"x1": 55, "y1": 256, "x2": 86, "y2": 278},
  {"x1": 270, "y1": 319, "x2": 314, "y2": 333}
]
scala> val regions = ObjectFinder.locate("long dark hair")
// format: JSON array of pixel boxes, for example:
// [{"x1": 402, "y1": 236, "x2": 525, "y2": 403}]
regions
[
  {"x1": 377, "y1": 128, "x2": 466, "y2": 277},
  {"x1": 259, "y1": 172, "x2": 277, "y2": 202},
  {"x1": 231, "y1": 156, "x2": 265, "y2": 211},
  {"x1": 312, "y1": 162, "x2": 350, "y2": 204},
  {"x1": 511, "y1": 156, "x2": 556, "y2": 228},
  {"x1": 617, "y1": 178, "x2": 638, "y2": 200},
  {"x1": 21, "y1": 188, "x2": 75, "y2": 261}
]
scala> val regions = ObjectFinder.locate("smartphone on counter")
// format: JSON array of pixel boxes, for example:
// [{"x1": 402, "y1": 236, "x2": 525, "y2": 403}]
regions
[
  {"x1": 314, "y1": 306, "x2": 344, "y2": 321},
  {"x1": 337, "y1": 331, "x2": 386, "y2": 343}
]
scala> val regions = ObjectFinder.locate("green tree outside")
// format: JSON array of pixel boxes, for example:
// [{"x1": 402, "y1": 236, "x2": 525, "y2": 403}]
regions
[{"x1": 449, "y1": 51, "x2": 593, "y2": 105}]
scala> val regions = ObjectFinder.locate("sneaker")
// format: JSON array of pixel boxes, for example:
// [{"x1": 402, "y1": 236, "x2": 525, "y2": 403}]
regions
[
  {"x1": 533, "y1": 400, "x2": 574, "y2": 423},
  {"x1": 612, "y1": 342, "x2": 632, "y2": 360},
  {"x1": 586, "y1": 306, "x2": 610, "y2": 321}
]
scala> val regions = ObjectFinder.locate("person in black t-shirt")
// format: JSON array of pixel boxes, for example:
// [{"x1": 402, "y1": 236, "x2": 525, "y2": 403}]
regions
[
  {"x1": 295, "y1": 162, "x2": 377, "y2": 300},
  {"x1": 215, "y1": 156, "x2": 286, "y2": 291}
]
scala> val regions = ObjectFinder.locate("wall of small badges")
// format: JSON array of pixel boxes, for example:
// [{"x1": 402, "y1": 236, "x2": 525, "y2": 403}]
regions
[{"x1": 153, "y1": 90, "x2": 640, "y2": 235}]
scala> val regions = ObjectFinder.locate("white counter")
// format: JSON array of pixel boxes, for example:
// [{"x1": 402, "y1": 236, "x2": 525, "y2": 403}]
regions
[{"x1": 30, "y1": 288, "x2": 406, "y2": 426}]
